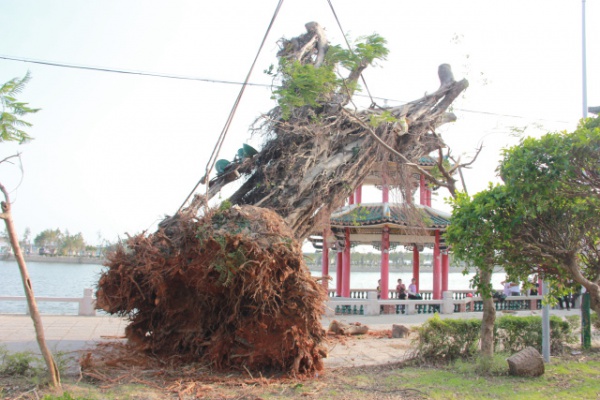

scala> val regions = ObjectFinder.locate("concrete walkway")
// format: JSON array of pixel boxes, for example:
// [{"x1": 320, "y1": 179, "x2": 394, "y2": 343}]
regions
[{"x1": 0, "y1": 309, "x2": 578, "y2": 370}]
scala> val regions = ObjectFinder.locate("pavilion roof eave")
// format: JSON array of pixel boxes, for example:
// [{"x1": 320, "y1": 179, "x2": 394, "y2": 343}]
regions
[
  {"x1": 329, "y1": 222, "x2": 447, "y2": 231},
  {"x1": 328, "y1": 203, "x2": 451, "y2": 231}
]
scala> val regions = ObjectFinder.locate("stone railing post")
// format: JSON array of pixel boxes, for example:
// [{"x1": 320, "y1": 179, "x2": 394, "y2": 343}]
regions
[
  {"x1": 442, "y1": 291, "x2": 454, "y2": 314},
  {"x1": 365, "y1": 291, "x2": 379, "y2": 316},
  {"x1": 79, "y1": 288, "x2": 96, "y2": 316}
]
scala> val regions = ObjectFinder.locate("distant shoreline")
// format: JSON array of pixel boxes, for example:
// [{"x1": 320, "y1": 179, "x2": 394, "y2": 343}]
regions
[
  {"x1": 1, "y1": 254, "x2": 106, "y2": 266},
  {"x1": 2, "y1": 254, "x2": 497, "y2": 275}
]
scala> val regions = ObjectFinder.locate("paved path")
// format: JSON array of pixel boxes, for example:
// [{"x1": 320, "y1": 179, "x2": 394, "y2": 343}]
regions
[{"x1": 0, "y1": 309, "x2": 577, "y2": 370}]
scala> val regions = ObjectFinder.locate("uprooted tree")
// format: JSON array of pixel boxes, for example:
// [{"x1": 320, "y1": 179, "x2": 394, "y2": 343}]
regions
[{"x1": 96, "y1": 22, "x2": 469, "y2": 375}]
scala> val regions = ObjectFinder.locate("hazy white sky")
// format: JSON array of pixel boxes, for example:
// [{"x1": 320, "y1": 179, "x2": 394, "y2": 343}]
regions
[{"x1": 0, "y1": 0, "x2": 598, "y2": 246}]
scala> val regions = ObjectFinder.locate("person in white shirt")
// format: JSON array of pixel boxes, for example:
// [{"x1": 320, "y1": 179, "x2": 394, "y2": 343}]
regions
[{"x1": 407, "y1": 278, "x2": 421, "y2": 300}]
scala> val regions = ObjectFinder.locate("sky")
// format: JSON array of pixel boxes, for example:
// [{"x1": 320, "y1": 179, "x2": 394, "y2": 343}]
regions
[{"x1": 0, "y1": 0, "x2": 598, "y2": 247}]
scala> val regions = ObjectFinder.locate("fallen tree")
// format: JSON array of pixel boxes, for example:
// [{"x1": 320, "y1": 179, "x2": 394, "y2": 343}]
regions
[
  {"x1": 206, "y1": 22, "x2": 469, "y2": 240},
  {"x1": 97, "y1": 202, "x2": 327, "y2": 374},
  {"x1": 97, "y1": 22, "x2": 468, "y2": 375}
]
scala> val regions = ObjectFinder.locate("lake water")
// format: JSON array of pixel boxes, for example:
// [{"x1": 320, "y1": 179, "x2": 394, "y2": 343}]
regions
[{"x1": 0, "y1": 261, "x2": 508, "y2": 314}]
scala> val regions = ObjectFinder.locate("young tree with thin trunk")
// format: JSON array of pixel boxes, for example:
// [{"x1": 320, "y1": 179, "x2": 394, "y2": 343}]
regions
[
  {"x1": 446, "y1": 186, "x2": 513, "y2": 357},
  {"x1": 0, "y1": 73, "x2": 61, "y2": 387}
]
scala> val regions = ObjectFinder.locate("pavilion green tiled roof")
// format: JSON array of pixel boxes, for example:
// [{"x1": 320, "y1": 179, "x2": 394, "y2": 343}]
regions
[{"x1": 330, "y1": 203, "x2": 450, "y2": 229}]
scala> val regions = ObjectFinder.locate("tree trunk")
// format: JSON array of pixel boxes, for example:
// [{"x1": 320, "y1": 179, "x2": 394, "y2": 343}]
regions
[
  {"x1": 564, "y1": 252, "x2": 600, "y2": 316},
  {"x1": 479, "y1": 268, "x2": 496, "y2": 357},
  {"x1": 0, "y1": 186, "x2": 61, "y2": 388}
]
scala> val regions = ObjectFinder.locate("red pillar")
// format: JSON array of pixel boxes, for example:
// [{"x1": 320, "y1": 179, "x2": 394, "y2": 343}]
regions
[
  {"x1": 380, "y1": 226, "x2": 390, "y2": 299},
  {"x1": 412, "y1": 246, "x2": 420, "y2": 291},
  {"x1": 420, "y1": 175, "x2": 432, "y2": 206},
  {"x1": 342, "y1": 228, "x2": 351, "y2": 297},
  {"x1": 433, "y1": 230, "x2": 442, "y2": 299},
  {"x1": 355, "y1": 185, "x2": 362, "y2": 204},
  {"x1": 349, "y1": 193, "x2": 355, "y2": 205},
  {"x1": 336, "y1": 251, "x2": 343, "y2": 296},
  {"x1": 322, "y1": 233, "x2": 329, "y2": 291},
  {"x1": 442, "y1": 251, "x2": 449, "y2": 293},
  {"x1": 419, "y1": 175, "x2": 426, "y2": 205}
]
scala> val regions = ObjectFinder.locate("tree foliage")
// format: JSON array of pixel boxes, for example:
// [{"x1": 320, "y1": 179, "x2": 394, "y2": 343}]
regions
[
  {"x1": 33, "y1": 228, "x2": 87, "y2": 255},
  {"x1": 0, "y1": 71, "x2": 39, "y2": 144},
  {"x1": 269, "y1": 32, "x2": 388, "y2": 119},
  {"x1": 449, "y1": 116, "x2": 600, "y2": 314}
]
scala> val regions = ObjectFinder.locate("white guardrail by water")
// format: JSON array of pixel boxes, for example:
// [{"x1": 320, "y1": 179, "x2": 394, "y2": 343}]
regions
[
  {"x1": 0, "y1": 288, "x2": 552, "y2": 317},
  {"x1": 0, "y1": 288, "x2": 96, "y2": 316}
]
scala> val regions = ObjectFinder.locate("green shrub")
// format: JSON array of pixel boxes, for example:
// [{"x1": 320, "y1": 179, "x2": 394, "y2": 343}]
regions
[
  {"x1": 565, "y1": 314, "x2": 581, "y2": 331},
  {"x1": 0, "y1": 347, "x2": 41, "y2": 377},
  {"x1": 495, "y1": 315, "x2": 575, "y2": 354},
  {"x1": 591, "y1": 311, "x2": 599, "y2": 330},
  {"x1": 413, "y1": 314, "x2": 482, "y2": 363},
  {"x1": 414, "y1": 314, "x2": 576, "y2": 364}
]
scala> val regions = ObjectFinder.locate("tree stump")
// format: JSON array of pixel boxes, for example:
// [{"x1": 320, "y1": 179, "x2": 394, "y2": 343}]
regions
[
  {"x1": 507, "y1": 346, "x2": 545, "y2": 377},
  {"x1": 392, "y1": 324, "x2": 410, "y2": 338}
]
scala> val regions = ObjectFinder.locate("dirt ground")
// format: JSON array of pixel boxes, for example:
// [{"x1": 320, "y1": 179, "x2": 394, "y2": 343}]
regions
[
  {"x1": 1, "y1": 332, "x2": 424, "y2": 400},
  {"x1": 2, "y1": 328, "x2": 599, "y2": 400}
]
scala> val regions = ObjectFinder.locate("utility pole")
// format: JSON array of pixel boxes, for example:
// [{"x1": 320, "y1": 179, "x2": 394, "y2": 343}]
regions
[
  {"x1": 580, "y1": 0, "x2": 592, "y2": 349},
  {"x1": 542, "y1": 280, "x2": 550, "y2": 363}
]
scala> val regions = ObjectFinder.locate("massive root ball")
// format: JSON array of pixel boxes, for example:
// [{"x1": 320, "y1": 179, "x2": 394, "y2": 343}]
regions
[{"x1": 96, "y1": 204, "x2": 327, "y2": 375}]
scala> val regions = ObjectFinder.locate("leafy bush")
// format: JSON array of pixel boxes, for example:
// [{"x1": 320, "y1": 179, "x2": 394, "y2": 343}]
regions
[
  {"x1": 413, "y1": 314, "x2": 482, "y2": 363},
  {"x1": 496, "y1": 315, "x2": 575, "y2": 354},
  {"x1": 0, "y1": 346, "x2": 40, "y2": 377},
  {"x1": 565, "y1": 314, "x2": 581, "y2": 331},
  {"x1": 414, "y1": 314, "x2": 576, "y2": 364},
  {"x1": 591, "y1": 311, "x2": 599, "y2": 330}
]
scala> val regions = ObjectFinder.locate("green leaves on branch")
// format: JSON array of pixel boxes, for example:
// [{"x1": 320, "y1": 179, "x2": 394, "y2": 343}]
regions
[
  {"x1": 327, "y1": 34, "x2": 389, "y2": 70},
  {"x1": 272, "y1": 60, "x2": 339, "y2": 119},
  {"x1": 269, "y1": 33, "x2": 389, "y2": 120},
  {"x1": 0, "y1": 71, "x2": 39, "y2": 144},
  {"x1": 368, "y1": 110, "x2": 397, "y2": 128},
  {"x1": 448, "y1": 116, "x2": 600, "y2": 298}
]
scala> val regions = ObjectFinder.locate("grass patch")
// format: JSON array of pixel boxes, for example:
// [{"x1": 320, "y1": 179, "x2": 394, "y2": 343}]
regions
[{"x1": 3, "y1": 346, "x2": 600, "y2": 399}]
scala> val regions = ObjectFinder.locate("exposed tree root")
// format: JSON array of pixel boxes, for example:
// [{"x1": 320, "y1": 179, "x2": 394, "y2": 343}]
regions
[{"x1": 96, "y1": 204, "x2": 327, "y2": 375}]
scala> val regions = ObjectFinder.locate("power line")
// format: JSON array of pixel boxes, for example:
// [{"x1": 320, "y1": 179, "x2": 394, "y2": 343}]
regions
[
  {"x1": 0, "y1": 54, "x2": 268, "y2": 88},
  {"x1": 0, "y1": 54, "x2": 572, "y2": 124}
]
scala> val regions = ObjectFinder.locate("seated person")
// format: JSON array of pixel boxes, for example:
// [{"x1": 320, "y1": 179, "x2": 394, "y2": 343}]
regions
[
  {"x1": 501, "y1": 277, "x2": 521, "y2": 296},
  {"x1": 396, "y1": 278, "x2": 407, "y2": 299},
  {"x1": 407, "y1": 278, "x2": 422, "y2": 299}
]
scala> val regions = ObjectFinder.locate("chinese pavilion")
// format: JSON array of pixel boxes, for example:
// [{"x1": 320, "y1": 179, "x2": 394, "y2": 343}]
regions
[{"x1": 313, "y1": 158, "x2": 451, "y2": 300}]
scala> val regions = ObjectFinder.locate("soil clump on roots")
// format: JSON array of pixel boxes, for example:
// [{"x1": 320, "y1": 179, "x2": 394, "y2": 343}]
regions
[{"x1": 96, "y1": 203, "x2": 327, "y2": 375}]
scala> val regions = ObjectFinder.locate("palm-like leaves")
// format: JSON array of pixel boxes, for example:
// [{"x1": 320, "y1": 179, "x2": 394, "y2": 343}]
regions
[{"x1": 0, "y1": 71, "x2": 40, "y2": 144}]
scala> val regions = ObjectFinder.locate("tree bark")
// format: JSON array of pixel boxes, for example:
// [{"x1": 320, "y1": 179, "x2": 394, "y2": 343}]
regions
[
  {"x1": 0, "y1": 185, "x2": 61, "y2": 388},
  {"x1": 563, "y1": 252, "x2": 600, "y2": 316},
  {"x1": 479, "y1": 268, "x2": 496, "y2": 357}
]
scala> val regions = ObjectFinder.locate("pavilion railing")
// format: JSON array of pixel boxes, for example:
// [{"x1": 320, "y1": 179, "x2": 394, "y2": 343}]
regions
[
  {"x1": 327, "y1": 288, "x2": 476, "y2": 301},
  {"x1": 325, "y1": 291, "x2": 562, "y2": 317}
]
